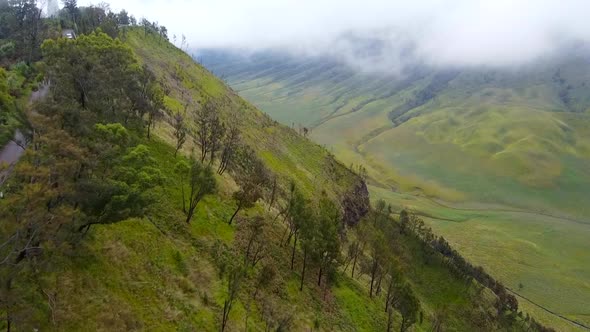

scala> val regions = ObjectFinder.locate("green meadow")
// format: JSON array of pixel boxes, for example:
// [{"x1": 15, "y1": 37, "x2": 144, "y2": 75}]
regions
[{"x1": 203, "y1": 51, "x2": 590, "y2": 329}]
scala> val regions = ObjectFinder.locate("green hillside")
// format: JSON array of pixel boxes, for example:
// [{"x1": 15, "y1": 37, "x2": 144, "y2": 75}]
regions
[
  {"x1": 201, "y1": 50, "x2": 590, "y2": 330},
  {"x1": 0, "y1": 9, "x2": 560, "y2": 330}
]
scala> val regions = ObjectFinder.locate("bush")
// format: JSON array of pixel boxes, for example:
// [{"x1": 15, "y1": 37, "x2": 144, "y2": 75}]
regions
[
  {"x1": 0, "y1": 41, "x2": 15, "y2": 58},
  {"x1": 11, "y1": 61, "x2": 33, "y2": 78},
  {"x1": 6, "y1": 70, "x2": 25, "y2": 96}
]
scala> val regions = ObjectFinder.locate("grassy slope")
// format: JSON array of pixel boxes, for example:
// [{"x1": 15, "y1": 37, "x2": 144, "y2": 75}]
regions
[
  {"x1": 122, "y1": 30, "x2": 501, "y2": 331},
  {"x1": 0, "y1": 29, "x2": 533, "y2": 331},
  {"x1": 126, "y1": 33, "x2": 359, "y2": 201},
  {"x1": 201, "y1": 51, "x2": 590, "y2": 330}
]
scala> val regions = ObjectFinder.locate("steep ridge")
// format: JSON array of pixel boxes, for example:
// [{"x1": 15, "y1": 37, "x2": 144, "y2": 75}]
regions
[{"x1": 120, "y1": 28, "x2": 537, "y2": 331}]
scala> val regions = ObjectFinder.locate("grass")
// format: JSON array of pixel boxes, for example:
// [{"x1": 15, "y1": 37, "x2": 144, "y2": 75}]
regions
[
  {"x1": 1, "y1": 29, "x2": 561, "y2": 331},
  {"x1": 202, "y1": 51, "x2": 590, "y2": 330},
  {"x1": 32, "y1": 136, "x2": 237, "y2": 331},
  {"x1": 17, "y1": 128, "x2": 365, "y2": 330},
  {"x1": 332, "y1": 277, "x2": 387, "y2": 331},
  {"x1": 125, "y1": 29, "x2": 358, "y2": 200},
  {"x1": 15, "y1": 29, "x2": 376, "y2": 331},
  {"x1": 92, "y1": 29, "x2": 526, "y2": 331}
]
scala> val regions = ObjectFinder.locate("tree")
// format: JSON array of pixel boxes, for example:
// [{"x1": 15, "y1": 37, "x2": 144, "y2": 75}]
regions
[
  {"x1": 0, "y1": 114, "x2": 165, "y2": 329},
  {"x1": 140, "y1": 18, "x2": 150, "y2": 36},
  {"x1": 298, "y1": 203, "x2": 315, "y2": 291},
  {"x1": 374, "y1": 199, "x2": 390, "y2": 225},
  {"x1": 228, "y1": 147, "x2": 269, "y2": 225},
  {"x1": 349, "y1": 219, "x2": 369, "y2": 279},
  {"x1": 62, "y1": 0, "x2": 78, "y2": 25},
  {"x1": 387, "y1": 304, "x2": 395, "y2": 332},
  {"x1": 229, "y1": 183, "x2": 260, "y2": 225},
  {"x1": 42, "y1": 32, "x2": 142, "y2": 132},
  {"x1": 430, "y1": 306, "x2": 448, "y2": 332},
  {"x1": 238, "y1": 216, "x2": 268, "y2": 268},
  {"x1": 221, "y1": 265, "x2": 243, "y2": 332},
  {"x1": 180, "y1": 34, "x2": 187, "y2": 51},
  {"x1": 175, "y1": 158, "x2": 216, "y2": 224},
  {"x1": 217, "y1": 123, "x2": 239, "y2": 175},
  {"x1": 245, "y1": 263, "x2": 276, "y2": 331},
  {"x1": 158, "y1": 26, "x2": 168, "y2": 42},
  {"x1": 135, "y1": 65, "x2": 164, "y2": 139},
  {"x1": 276, "y1": 180, "x2": 296, "y2": 225},
  {"x1": 0, "y1": 120, "x2": 83, "y2": 329},
  {"x1": 399, "y1": 209, "x2": 410, "y2": 234},
  {"x1": 313, "y1": 193, "x2": 341, "y2": 288},
  {"x1": 77, "y1": 143, "x2": 163, "y2": 232},
  {"x1": 208, "y1": 113, "x2": 225, "y2": 165},
  {"x1": 384, "y1": 263, "x2": 403, "y2": 313},
  {"x1": 295, "y1": 194, "x2": 341, "y2": 293},
  {"x1": 0, "y1": 68, "x2": 14, "y2": 129},
  {"x1": 286, "y1": 189, "x2": 307, "y2": 271},
  {"x1": 117, "y1": 9, "x2": 130, "y2": 25},
  {"x1": 368, "y1": 231, "x2": 387, "y2": 297},
  {"x1": 392, "y1": 283, "x2": 420, "y2": 332},
  {"x1": 261, "y1": 297, "x2": 293, "y2": 331},
  {"x1": 404, "y1": 212, "x2": 424, "y2": 235},
  {"x1": 172, "y1": 113, "x2": 187, "y2": 157},
  {"x1": 195, "y1": 101, "x2": 224, "y2": 163},
  {"x1": 4, "y1": 0, "x2": 44, "y2": 63},
  {"x1": 266, "y1": 175, "x2": 279, "y2": 211}
]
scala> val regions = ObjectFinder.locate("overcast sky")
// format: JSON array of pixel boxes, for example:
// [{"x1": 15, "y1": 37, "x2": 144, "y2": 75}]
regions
[{"x1": 79, "y1": 0, "x2": 590, "y2": 69}]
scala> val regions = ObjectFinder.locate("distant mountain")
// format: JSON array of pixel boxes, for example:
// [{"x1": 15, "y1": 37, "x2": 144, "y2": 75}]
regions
[{"x1": 200, "y1": 48, "x2": 590, "y2": 329}]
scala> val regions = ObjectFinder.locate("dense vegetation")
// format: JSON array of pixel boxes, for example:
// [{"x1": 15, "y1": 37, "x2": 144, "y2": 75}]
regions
[
  {"x1": 0, "y1": 1, "x2": 561, "y2": 331},
  {"x1": 0, "y1": 67, "x2": 19, "y2": 147}
]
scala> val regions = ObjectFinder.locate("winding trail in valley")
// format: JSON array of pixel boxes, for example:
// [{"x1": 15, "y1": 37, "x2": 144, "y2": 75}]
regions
[
  {"x1": 420, "y1": 195, "x2": 589, "y2": 226},
  {"x1": 507, "y1": 287, "x2": 590, "y2": 331},
  {"x1": 386, "y1": 190, "x2": 590, "y2": 329},
  {"x1": 385, "y1": 188, "x2": 590, "y2": 329}
]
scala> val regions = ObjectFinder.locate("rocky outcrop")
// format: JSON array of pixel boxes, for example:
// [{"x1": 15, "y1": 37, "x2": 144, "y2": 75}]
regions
[{"x1": 341, "y1": 179, "x2": 370, "y2": 227}]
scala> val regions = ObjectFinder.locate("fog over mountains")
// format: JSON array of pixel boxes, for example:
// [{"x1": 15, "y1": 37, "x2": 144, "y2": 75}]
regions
[{"x1": 81, "y1": 0, "x2": 590, "y2": 71}]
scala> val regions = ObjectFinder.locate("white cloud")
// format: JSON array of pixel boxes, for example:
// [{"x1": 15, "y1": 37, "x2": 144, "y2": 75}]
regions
[{"x1": 79, "y1": 0, "x2": 590, "y2": 68}]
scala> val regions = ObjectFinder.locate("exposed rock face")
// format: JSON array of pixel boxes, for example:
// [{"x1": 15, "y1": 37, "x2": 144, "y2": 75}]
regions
[{"x1": 341, "y1": 179, "x2": 370, "y2": 227}]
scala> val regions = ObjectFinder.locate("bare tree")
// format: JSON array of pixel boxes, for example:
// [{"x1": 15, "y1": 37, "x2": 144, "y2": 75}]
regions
[
  {"x1": 266, "y1": 175, "x2": 278, "y2": 211},
  {"x1": 180, "y1": 34, "x2": 187, "y2": 51},
  {"x1": 350, "y1": 221, "x2": 369, "y2": 279},
  {"x1": 221, "y1": 266, "x2": 243, "y2": 332},
  {"x1": 208, "y1": 116, "x2": 225, "y2": 166},
  {"x1": 195, "y1": 101, "x2": 224, "y2": 163},
  {"x1": 239, "y1": 216, "x2": 268, "y2": 268},
  {"x1": 217, "y1": 123, "x2": 239, "y2": 175},
  {"x1": 172, "y1": 113, "x2": 187, "y2": 157}
]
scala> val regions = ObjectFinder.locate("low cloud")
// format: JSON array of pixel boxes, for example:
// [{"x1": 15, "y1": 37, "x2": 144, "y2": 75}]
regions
[{"x1": 81, "y1": 0, "x2": 590, "y2": 71}]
